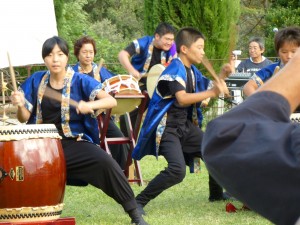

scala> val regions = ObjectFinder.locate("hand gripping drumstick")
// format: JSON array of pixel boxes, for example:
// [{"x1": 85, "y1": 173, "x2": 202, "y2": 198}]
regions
[
  {"x1": 7, "y1": 52, "x2": 18, "y2": 92},
  {"x1": 94, "y1": 58, "x2": 104, "y2": 82},
  {"x1": 202, "y1": 55, "x2": 232, "y2": 97},
  {"x1": 273, "y1": 65, "x2": 280, "y2": 76},
  {"x1": 43, "y1": 87, "x2": 101, "y2": 115}
]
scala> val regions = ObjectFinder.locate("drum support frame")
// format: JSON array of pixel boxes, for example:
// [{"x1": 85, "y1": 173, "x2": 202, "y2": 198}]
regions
[{"x1": 97, "y1": 91, "x2": 149, "y2": 186}]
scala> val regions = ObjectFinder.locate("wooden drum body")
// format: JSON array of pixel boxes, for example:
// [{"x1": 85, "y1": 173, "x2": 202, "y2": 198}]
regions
[
  {"x1": 102, "y1": 75, "x2": 143, "y2": 115},
  {"x1": 0, "y1": 124, "x2": 66, "y2": 222}
]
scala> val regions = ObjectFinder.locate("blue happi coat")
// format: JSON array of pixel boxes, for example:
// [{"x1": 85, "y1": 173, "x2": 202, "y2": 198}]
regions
[
  {"x1": 20, "y1": 66, "x2": 102, "y2": 144},
  {"x1": 72, "y1": 62, "x2": 115, "y2": 82},
  {"x1": 132, "y1": 58, "x2": 210, "y2": 160}
]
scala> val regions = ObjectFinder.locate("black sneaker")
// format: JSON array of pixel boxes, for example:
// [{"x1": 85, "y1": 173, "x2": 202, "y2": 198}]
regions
[
  {"x1": 131, "y1": 216, "x2": 149, "y2": 225},
  {"x1": 137, "y1": 203, "x2": 146, "y2": 216}
]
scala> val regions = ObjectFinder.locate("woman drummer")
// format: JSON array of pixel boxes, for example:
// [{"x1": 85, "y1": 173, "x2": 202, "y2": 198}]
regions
[
  {"x1": 72, "y1": 35, "x2": 128, "y2": 170},
  {"x1": 10, "y1": 36, "x2": 148, "y2": 225}
]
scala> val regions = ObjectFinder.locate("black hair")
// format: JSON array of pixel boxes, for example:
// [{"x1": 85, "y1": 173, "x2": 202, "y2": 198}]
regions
[
  {"x1": 42, "y1": 36, "x2": 69, "y2": 59},
  {"x1": 274, "y1": 26, "x2": 300, "y2": 54},
  {"x1": 154, "y1": 22, "x2": 176, "y2": 37},
  {"x1": 175, "y1": 27, "x2": 205, "y2": 53}
]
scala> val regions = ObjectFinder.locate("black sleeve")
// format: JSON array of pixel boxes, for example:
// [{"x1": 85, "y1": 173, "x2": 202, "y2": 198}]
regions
[
  {"x1": 157, "y1": 80, "x2": 185, "y2": 97},
  {"x1": 124, "y1": 42, "x2": 136, "y2": 57}
]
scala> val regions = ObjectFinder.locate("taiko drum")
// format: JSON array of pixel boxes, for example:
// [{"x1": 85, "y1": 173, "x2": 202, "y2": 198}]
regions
[
  {"x1": 102, "y1": 75, "x2": 143, "y2": 115},
  {"x1": 0, "y1": 124, "x2": 66, "y2": 222}
]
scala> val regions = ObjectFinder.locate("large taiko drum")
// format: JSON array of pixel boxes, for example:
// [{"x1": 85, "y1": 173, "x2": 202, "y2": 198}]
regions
[
  {"x1": 102, "y1": 75, "x2": 143, "y2": 115},
  {"x1": 0, "y1": 124, "x2": 66, "y2": 222}
]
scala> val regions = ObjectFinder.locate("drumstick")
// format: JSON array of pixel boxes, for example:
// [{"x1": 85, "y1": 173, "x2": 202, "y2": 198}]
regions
[
  {"x1": 94, "y1": 58, "x2": 104, "y2": 82},
  {"x1": 201, "y1": 55, "x2": 220, "y2": 81},
  {"x1": 1, "y1": 72, "x2": 9, "y2": 121},
  {"x1": 7, "y1": 52, "x2": 18, "y2": 92},
  {"x1": 43, "y1": 86, "x2": 79, "y2": 108}
]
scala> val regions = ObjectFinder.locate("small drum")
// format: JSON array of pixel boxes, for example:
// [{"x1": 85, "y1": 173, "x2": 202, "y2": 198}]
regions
[
  {"x1": 0, "y1": 124, "x2": 66, "y2": 222},
  {"x1": 102, "y1": 75, "x2": 143, "y2": 115}
]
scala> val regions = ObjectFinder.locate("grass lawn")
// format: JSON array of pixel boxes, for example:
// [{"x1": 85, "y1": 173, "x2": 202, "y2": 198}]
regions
[{"x1": 61, "y1": 156, "x2": 272, "y2": 225}]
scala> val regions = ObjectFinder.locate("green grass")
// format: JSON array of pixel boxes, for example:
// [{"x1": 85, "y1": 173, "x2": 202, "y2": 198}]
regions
[{"x1": 61, "y1": 156, "x2": 272, "y2": 225}]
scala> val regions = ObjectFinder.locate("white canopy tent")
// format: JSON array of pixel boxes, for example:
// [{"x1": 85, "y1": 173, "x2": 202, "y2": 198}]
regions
[{"x1": 0, "y1": 0, "x2": 58, "y2": 69}]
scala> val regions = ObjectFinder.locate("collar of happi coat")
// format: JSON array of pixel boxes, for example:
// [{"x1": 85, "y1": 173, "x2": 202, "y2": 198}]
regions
[
  {"x1": 177, "y1": 57, "x2": 195, "y2": 91},
  {"x1": 77, "y1": 62, "x2": 101, "y2": 82},
  {"x1": 142, "y1": 38, "x2": 173, "y2": 75},
  {"x1": 36, "y1": 66, "x2": 79, "y2": 138}
]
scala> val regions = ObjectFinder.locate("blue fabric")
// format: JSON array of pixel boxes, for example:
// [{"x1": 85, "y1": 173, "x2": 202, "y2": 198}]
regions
[
  {"x1": 20, "y1": 70, "x2": 102, "y2": 144},
  {"x1": 72, "y1": 62, "x2": 115, "y2": 82},
  {"x1": 132, "y1": 58, "x2": 210, "y2": 160},
  {"x1": 131, "y1": 36, "x2": 174, "y2": 72},
  {"x1": 255, "y1": 61, "x2": 281, "y2": 82}
]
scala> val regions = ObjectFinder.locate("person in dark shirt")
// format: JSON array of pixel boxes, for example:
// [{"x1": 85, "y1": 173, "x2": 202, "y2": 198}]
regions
[
  {"x1": 73, "y1": 36, "x2": 128, "y2": 170},
  {"x1": 117, "y1": 22, "x2": 176, "y2": 132},
  {"x1": 10, "y1": 36, "x2": 148, "y2": 225},
  {"x1": 243, "y1": 26, "x2": 300, "y2": 97},
  {"x1": 202, "y1": 45, "x2": 300, "y2": 225},
  {"x1": 132, "y1": 27, "x2": 231, "y2": 215},
  {"x1": 236, "y1": 37, "x2": 273, "y2": 75}
]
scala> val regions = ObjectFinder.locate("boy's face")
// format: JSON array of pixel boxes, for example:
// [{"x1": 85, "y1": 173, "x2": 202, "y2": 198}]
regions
[
  {"x1": 154, "y1": 33, "x2": 174, "y2": 51},
  {"x1": 185, "y1": 38, "x2": 205, "y2": 64},
  {"x1": 278, "y1": 42, "x2": 299, "y2": 65}
]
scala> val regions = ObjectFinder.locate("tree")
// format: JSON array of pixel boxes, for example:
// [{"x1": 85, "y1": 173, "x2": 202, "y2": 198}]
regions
[
  {"x1": 236, "y1": 0, "x2": 271, "y2": 58},
  {"x1": 264, "y1": 1, "x2": 300, "y2": 57},
  {"x1": 53, "y1": 0, "x2": 145, "y2": 72},
  {"x1": 144, "y1": 0, "x2": 241, "y2": 72}
]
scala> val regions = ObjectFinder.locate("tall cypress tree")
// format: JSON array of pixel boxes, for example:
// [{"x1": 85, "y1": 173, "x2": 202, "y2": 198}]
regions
[{"x1": 144, "y1": 0, "x2": 240, "y2": 71}]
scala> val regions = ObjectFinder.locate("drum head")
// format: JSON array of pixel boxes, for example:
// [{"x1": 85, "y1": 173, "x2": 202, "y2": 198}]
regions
[
  {"x1": 112, "y1": 98, "x2": 142, "y2": 115},
  {"x1": 102, "y1": 75, "x2": 141, "y2": 95},
  {"x1": 146, "y1": 64, "x2": 165, "y2": 98},
  {"x1": 102, "y1": 75, "x2": 142, "y2": 115}
]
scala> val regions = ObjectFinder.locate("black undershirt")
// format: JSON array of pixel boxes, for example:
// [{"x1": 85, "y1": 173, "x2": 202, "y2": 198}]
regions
[
  {"x1": 41, "y1": 82, "x2": 64, "y2": 137},
  {"x1": 157, "y1": 66, "x2": 194, "y2": 125}
]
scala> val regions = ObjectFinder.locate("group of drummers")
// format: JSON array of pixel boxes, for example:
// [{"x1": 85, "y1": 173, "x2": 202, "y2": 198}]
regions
[{"x1": 4, "y1": 21, "x2": 300, "y2": 225}]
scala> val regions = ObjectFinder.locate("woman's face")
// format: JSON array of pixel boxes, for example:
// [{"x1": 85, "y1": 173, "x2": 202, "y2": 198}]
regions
[
  {"x1": 278, "y1": 42, "x2": 299, "y2": 65},
  {"x1": 77, "y1": 43, "x2": 95, "y2": 67},
  {"x1": 44, "y1": 44, "x2": 68, "y2": 75}
]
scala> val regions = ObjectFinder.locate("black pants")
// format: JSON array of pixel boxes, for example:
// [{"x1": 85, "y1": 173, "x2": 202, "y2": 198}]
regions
[
  {"x1": 136, "y1": 121, "x2": 203, "y2": 206},
  {"x1": 62, "y1": 139, "x2": 137, "y2": 212}
]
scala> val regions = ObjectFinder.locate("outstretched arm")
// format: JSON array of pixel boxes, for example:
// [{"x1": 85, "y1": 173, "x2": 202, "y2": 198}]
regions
[
  {"x1": 76, "y1": 90, "x2": 117, "y2": 115},
  {"x1": 118, "y1": 50, "x2": 140, "y2": 79}
]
